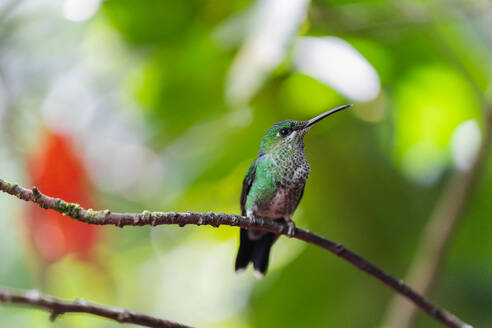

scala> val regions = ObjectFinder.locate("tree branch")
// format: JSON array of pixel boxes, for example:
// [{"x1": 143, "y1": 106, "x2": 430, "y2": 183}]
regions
[
  {"x1": 0, "y1": 178, "x2": 472, "y2": 328},
  {"x1": 0, "y1": 286, "x2": 191, "y2": 328}
]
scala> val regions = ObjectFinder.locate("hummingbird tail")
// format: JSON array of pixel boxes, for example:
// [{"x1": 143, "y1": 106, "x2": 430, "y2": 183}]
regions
[
  {"x1": 251, "y1": 232, "x2": 275, "y2": 277},
  {"x1": 235, "y1": 228, "x2": 255, "y2": 273},
  {"x1": 235, "y1": 228, "x2": 275, "y2": 277}
]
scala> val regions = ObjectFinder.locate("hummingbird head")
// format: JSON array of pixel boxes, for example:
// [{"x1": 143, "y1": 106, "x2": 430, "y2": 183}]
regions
[{"x1": 259, "y1": 105, "x2": 351, "y2": 155}]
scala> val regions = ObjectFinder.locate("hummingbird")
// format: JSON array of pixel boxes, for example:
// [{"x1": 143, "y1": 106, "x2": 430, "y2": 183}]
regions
[{"x1": 235, "y1": 104, "x2": 352, "y2": 278}]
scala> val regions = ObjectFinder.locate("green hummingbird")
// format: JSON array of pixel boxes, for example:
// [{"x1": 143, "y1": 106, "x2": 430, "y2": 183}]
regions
[{"x1": 235, "y1": 104, "x2": 352, "y2": 278}]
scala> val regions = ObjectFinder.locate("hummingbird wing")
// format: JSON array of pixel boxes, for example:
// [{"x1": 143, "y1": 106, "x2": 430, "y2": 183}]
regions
[{"x1": 240, "y1": 158, "x2": 258, "y2": 216}]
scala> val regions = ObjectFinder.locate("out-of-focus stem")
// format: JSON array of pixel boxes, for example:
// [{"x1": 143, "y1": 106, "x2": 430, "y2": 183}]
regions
[{"x1": 383, "y1": 108, "x2": 492, "y2": 328}]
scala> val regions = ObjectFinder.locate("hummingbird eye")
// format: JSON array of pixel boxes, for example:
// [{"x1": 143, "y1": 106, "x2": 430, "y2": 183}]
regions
[{"x1": 278, "y1": 128, "x2": 291, "y2": 137}]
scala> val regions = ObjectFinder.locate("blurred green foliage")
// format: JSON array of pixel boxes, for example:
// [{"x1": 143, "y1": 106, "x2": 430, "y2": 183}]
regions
[{"x1": 0, "y1": 0, "x2": 491, "y2": 327}]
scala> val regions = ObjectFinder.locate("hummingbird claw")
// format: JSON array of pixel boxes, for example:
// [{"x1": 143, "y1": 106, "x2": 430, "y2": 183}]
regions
[{"x1": 286, "y1": 221, "x2": 296, "y2": 237}]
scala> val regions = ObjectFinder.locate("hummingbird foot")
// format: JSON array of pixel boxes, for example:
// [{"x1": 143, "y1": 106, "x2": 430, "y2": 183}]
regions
[
  {"x1": 246, "y1": 210, "x2": 256, "y2": 227},
  {"x1": 285, "y1": 219, "x2": 296, "y2": 237}
]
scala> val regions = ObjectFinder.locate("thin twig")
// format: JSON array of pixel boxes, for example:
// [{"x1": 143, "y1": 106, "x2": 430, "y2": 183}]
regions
[
  {"x1": 0, "y1": 286, "x2": 191, "y2": 328},
  {"x1": 383, "y1": 109, "x2": 492, "y2": 328},
  {"x1": 0, "y1": 179, "x2": 472, "y2": 328}
]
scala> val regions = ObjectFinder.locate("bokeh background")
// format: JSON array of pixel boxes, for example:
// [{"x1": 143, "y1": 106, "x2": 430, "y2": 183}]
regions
[{"x1": 0, "y1": 0, "x2": 491, "y2": 327}]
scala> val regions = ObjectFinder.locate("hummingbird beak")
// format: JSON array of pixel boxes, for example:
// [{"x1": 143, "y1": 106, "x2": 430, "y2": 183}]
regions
[{"x1": 304, "y1": 104, "x2": 352, "y2": 129}]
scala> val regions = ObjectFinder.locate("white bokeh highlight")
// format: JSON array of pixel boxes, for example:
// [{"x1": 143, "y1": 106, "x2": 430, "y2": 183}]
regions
[
  {"x1": 226, "y1": 0, "x2": 310, "y2": 105},
  {"x1": 63, "y1": 0, "x2": 101, "y2": 22},
  {"x1": 293, "y1": 36, "x2": 380, "y2": 102},
  {"x1": 451, "y1": 119, "x2": 482, "y2": 171},
  {"x1": 144, "y1": 239, "x2": 253, "y2": 326}
]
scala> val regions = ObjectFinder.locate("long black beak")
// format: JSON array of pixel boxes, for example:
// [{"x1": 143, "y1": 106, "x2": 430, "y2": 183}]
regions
[{"x1": 305, "y1": 104, "x2": 352, "y2": 128}]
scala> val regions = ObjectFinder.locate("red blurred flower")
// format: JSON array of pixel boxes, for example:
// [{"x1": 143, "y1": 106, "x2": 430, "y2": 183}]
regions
[{"x1": 26, "y1": 130, "x2": 101, "y2": 264}]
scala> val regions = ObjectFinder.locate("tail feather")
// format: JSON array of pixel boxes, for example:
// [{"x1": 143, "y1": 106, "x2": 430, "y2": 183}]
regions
[
  {"x1": 235, "y1": 228, "x2": 276, "y2": 277},
  {"x1": 252, "y1": 232, "x2": 275, "y2": 276},
  {"x1": 235, "y1": 228, "x2": 255, "y2": 272}
]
